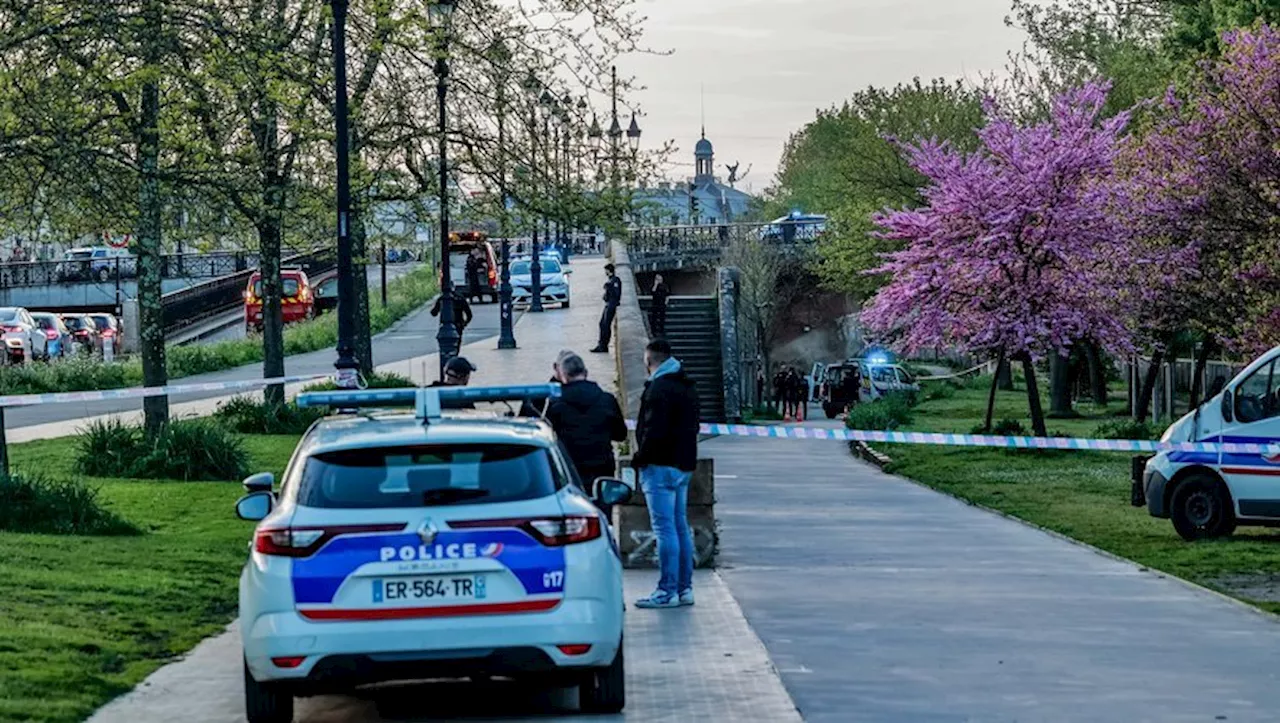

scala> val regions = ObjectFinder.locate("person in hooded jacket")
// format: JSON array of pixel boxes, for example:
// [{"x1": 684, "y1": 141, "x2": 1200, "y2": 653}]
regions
[
  {"x1": 632, "y1": 338, "x2": 700, "y2": 609},
  {"x1": 544, "y1": 352, "x2": 628, "y2": 494}
]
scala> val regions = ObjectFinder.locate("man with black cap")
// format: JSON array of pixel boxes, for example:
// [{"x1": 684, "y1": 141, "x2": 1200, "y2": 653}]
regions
[
  {"x1": 430, "y1": 288, "x2": 473, "y2": 345},
  {"x1": 590, "y1": 263, "x2": 623, "y2": 353},
  {"x1": 431, "y1": 356, "x2": 477, "y2": 408}
]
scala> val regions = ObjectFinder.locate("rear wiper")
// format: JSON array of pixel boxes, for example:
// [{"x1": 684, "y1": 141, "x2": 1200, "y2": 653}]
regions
[{"x1": 422, "y1": 488, "x2": 490, "y2": 506}]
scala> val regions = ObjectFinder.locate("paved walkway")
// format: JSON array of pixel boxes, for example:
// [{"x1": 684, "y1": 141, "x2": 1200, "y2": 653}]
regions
[
  {"x1": 85, "y1": 255, "x2": 801, "y2": 723},
  {"x1": 709, "y1": 412, "x2": 1280, "y2": 722}
]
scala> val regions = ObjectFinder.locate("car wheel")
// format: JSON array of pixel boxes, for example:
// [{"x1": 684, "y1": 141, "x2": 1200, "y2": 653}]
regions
[
  {"x1": 96, "y1": 267, "x2": 111, "y2": 282},
  {"x1": 243, "y1": 660, "x2": 293, "y2": 723},
  {"x1": 1170, "y1": 473, "x2": 1235, "y2": 541},
  {"x1": 578, "y1": 639, "x2": 625, "y2": 714}
]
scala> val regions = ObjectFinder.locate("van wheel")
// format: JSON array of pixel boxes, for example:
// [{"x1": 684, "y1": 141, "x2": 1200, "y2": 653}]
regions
[
  {"x1": 1170, "y1": 474, "x2": 1235, "y2": 541},
  {"x1": 243, "y1": 660, "x2": 293, "y2": 723},
  {"x1": 579, "y1": 639, "x2": 625, "y2": 714}
]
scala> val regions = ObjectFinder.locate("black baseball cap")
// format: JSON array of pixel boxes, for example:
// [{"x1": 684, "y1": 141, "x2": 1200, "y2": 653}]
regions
[{"x1": 445, "y1": 357, "x2": 476, "y2": 375}]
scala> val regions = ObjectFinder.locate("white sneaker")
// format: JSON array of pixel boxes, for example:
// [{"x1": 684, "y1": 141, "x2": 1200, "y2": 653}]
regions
[
  {"x1": 635, "y1": 590, "x2": 680, "y2": 609},
  {"x1": 678, "y1": 589, "x2": 695, "y2": 606}
]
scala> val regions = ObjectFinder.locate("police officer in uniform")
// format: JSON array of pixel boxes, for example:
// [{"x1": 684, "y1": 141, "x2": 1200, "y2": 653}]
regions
[{"x1": 591, "y1": 264, "x2": 623, "y2": 353}]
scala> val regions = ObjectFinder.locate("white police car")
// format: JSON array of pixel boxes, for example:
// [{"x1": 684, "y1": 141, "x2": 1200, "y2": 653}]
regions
[
  {"x1": 234, "y1": 384, "x2": 632, "y2": 722},
  {"x1": 510, "y1": 256, "x2": 572, "y2": 309},
  {"x1": 1138, "y1": 345, "x2": 1280, "y2": 541}
]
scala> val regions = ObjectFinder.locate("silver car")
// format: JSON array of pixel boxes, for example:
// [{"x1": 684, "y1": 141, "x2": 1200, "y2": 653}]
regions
[
  {"x1": 0, "y1": 307, "x2": 50, "y2": 363},
  {"x1": 510, "y1": 257, "x2": 572, "y2": 309}
]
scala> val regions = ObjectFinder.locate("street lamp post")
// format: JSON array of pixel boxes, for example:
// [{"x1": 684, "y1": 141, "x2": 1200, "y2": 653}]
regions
[
  {"x1": 331, "y1": 0, "x2": 360, "y2": 389},
  {"x1": 495, "y1": 42, "x2": 517, "y2": 350},
  {"x1": 431, "y1": 0, "x2": 460, "y2": 377}
]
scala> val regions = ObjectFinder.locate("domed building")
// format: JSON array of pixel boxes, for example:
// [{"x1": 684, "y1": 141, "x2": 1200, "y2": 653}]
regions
[{"x1": 630, "y1": 129, "x2": 755, "y2": 226}]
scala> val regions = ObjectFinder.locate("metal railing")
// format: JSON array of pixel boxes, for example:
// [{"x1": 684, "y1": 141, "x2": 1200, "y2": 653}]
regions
[
  {"x1": 162, "y1": 249, "x2": 334, "y2": 333},
  {"x1": 0, "y1": 252, "x2": 259, "y2": 289},
  {"x1": 627, "y1": 221, "x2": 825, "y2": 272}
]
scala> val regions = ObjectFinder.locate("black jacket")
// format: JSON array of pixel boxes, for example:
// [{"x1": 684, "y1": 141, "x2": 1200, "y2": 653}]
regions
[
  {"x1": 603, "y1": 275, "x2": 622, "y2": 306},
  {"x1": 430, "y1": 291, "x2": 473, "y2": 330},
  {"x1": 633, "y1": 366, "x2": 700, "y2": 472},
  {"x1": 651, "y1": 282, "x2": 670, "y2": 309},
  {"x1": 546, "y1": 380, "x2": 628, "y2": 475}
]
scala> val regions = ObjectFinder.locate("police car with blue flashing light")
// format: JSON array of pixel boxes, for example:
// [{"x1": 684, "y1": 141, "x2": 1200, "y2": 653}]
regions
[
  {"x1": 1137, "y1": 345, "x2": 1280, "y2": 542},
  {"x1": 234, "y1": 384, "x2": 632, "y2": 723}
]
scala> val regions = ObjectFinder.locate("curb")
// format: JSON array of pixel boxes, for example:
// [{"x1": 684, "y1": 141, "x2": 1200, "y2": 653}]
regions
[{"x1": 845, "y1": 442, "x2": 1280, "y2": 624}]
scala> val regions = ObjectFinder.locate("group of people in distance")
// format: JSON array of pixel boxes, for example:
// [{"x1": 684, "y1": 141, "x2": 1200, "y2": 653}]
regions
[{"x1": 764, "y1": 364, "x2": 810, "y2": 422}]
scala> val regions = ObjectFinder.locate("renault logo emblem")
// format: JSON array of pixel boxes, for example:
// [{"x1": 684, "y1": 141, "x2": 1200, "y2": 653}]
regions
[{"x1": 417, "y1": 518, "x2": 439, "y2": 544}]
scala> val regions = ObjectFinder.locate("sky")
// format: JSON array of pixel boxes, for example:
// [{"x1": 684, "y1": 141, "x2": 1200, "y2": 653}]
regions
[{"x1": 620, "y1": 0, "x2": 1025, "y2": 195}]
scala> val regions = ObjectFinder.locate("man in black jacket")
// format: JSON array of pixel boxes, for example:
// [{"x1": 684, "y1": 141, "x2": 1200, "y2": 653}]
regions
[
  {"x1": 545, "y1": 352, "x2": 628, "y2": 493},
  {"x1": 430, "y1": 288, "x2": 473, "y2": 345},
  {"x1": 649, "y1": 274, "x2": 670, "y2": 337},
  {"x1": 590, "y1": 264, "x2": 623, "y2": 353},
  {"x1": 631, "y1": 339, "x2": 700, "y2": 609}
]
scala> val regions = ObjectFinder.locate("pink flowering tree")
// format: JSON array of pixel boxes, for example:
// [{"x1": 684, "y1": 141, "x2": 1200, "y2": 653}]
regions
[
  {"x1": 1121, "y1": 24, "x2": 1280, "y2": 408},
  {"x1": 862, "y1": 83, "x2": 1134, "y2": 436}
]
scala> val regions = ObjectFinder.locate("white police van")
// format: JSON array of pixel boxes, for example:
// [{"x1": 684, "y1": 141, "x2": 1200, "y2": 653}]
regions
[
  {"x1": 1138, "y1": 345, "x2": 1280, "y2": 541},
  {"x1": 234, "y1": 384, "x2": 632, "y2": 722}
]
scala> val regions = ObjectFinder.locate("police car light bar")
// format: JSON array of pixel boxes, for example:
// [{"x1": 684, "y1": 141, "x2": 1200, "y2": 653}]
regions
[{"x1": 296, "y1": 383, "x2": 562, "y2": 421}]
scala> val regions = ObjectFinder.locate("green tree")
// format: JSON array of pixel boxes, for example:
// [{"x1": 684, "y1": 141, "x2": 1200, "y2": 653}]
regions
[{"x1": 768, "y1": 78, "x2": 984, "y2": 300}]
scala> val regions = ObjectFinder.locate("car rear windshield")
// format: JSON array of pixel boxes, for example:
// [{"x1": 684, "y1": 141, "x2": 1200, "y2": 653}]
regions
[
  {"x1": 251, "y1": 278, "x2": 301, "y2": 298},
  {"x1": 32, "y1": 316, "x2": 55, "y2": 329},
  {"x1": 296, "y1": 444, "x2": 562, "y2": 509},
  {"x1": 64, "y1": 317, "x2": 86, "y2": 330},
  {"x1": 0, "y1": 309, "x2": 18, "y2": 322},
  {"x1": 90, "y1": 316, "x2": 114, "y2": 331},
  {"x1": 67, "y1": 250, "x2": 93, "y2": 260}
]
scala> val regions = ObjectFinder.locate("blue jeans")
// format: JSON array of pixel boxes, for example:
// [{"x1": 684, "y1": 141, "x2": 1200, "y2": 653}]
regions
[{"x1": 641, "y1": 465, "x2": 694, "y2": 595}]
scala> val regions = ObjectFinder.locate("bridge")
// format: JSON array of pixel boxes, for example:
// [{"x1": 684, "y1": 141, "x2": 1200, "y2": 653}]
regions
[{"x1": 626, "y1": 219, "x2": 825, "y2": 273}]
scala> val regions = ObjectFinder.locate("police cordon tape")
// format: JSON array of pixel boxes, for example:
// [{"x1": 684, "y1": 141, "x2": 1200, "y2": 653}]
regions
[
  {"x1": 0, "y1": 373, "x2": 331, "y2": 409},
  {"x1": 627, "y1": 419, "x2": 1275, "y2": 455}
]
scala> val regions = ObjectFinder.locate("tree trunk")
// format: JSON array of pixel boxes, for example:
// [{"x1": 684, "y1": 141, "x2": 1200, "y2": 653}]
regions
[
  {"x1": 1189, "y1": 337, "x2": 1216, "y2": 409},
  {"x1": 1021, "y1": 357, "x2": 1048, "y2": 437},
  {"x1": 1135, "y1": 348, "x2": 1165, "y2": 423},
  {"x1": 350, "y1": 127, "x2": 374, "y2": 376},
  {"x1": 1049, "y1": 349, "x2": 1074, "y2": 418},
  {"x1": 1085, "y1": 341, "x2": 1108, "y2": 406},
  {"x1": 983, "y1": 348, "x2": 1004, "y2": 433},
  {"x1": 997, "y1": 357, "x2": 1014, "y2": 391},
  {"x1": 137, "y1": 0, "x2": 168, "y2": 439},
  {"x1": 259, "y1": 212, "x2": 285, "y2": 408}
]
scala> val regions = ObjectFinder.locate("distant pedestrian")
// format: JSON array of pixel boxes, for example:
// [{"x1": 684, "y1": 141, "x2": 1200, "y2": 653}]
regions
[
  {"x1": 772, "y1": 365, "x2": 788, "y2": 415},
  {"x1": 429, "y1": 356, "x2": 477, "y2": 408},
  {"x1": 755, "y1": 367, "x2": 765, "y2": 409},
  {"x1": 632, "y1": 339, "x2": 700, "y2": 609},
  {"x1": 545, "y1": 353, "x2": 628, "y2": 514},
  {"x1": 430, "y1": 288, "x2": 473, "y2": 345},
  {"x1": 465, "y1": 247, "x2": 488, "y2": 302},
  {"x1": 591, "y1": 263, "x2": 623, "y2": 353},
  {"x1": 793, "y1": 372, "x2": 809, "y2": 422},
  {"x1": 649, "y1": 274, "x2": 670, "y2": 337}
]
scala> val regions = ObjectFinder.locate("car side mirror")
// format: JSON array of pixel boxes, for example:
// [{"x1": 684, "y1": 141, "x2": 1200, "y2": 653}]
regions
[
  {"x1": 593, "y1": 477, "x2": 633, "y2": 506},
  {"x1": 235, "y1": 491, "x2": 274, "y2": 521},
  {"x1": 1222, "y1": 390, "x2": 1235, "y2": 424},
  {"x1": 243, "y1": 472, "x2": 275, "y2": 493}
]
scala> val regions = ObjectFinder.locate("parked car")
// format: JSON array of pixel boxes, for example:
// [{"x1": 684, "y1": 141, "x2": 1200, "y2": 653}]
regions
[
  {"x1": 0, "y1": 306, "x2": 50, "y2": 364},
  {"x1": 1137, "y1": 344, "x2": 1280, "y2": 541},
  {"x1": 759, "y1": 213, "x2": 829, "y2": 244},
  {"x1": 313, "y1": 275, "x2": 339, "y2": 316},
  {"x1": 87, "y1": 313, "x2": 123, "y2": 355},
  {"x1": 29, "y1": 312, "x2": 72, "y2": 359},
  {"x1": 234, "y1": 384, "x2": 631, "y2": 723},
  {"x1": 60, "y1": 314, "x2": 101, "y2": 355},
  {"x1": 245, "y1": 269, "x2": 314, "y2": 333},
  {"x1": 55, "y1": 246, "x2": 136, "y2": 283},
  {"x1": 510, "y1": 256, "x2": 572, "y2": 309}
]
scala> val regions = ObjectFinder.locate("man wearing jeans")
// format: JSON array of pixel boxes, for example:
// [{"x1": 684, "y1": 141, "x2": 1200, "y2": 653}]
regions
[{"x1": 631, "y1": 339, "x2": 701, "y2": 608}]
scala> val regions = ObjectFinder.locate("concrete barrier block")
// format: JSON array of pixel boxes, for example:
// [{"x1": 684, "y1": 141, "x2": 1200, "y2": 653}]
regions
[
  {"x1": 614, "y1": 503, "x2": 717, "y2": 570},
  {"x1": 617, "y1": 458, "x2": 715, "y2": 507}
]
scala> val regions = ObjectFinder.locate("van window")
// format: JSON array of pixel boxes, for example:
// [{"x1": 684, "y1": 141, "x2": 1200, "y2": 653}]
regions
[
  {"x1": 871, "y1": 367, "x2": 895, "y2": 383},
  {"x1": 296, "y1": 444, "x2": 564, "y2": 508},
  {"x1": 251, "y1": 278, "x2": 301, "y2": 298},
  {"x1": 1234, "y1": 361, "x2": 1278, "y2": 425}
]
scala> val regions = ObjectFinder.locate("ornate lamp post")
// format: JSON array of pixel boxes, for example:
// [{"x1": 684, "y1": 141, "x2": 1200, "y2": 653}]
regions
[
  {"x1": 493, "y1": 40, "x2": 517, "y2": 350},
  {"x1": 430, "y1": 0, "x2": 460, "y2": 378},
  {"x1": 331, "y1": 0, "x2": 360, "y2": 388},
  {"x1": 523, "y1": 76, "x2": 546, "y2": 313}
]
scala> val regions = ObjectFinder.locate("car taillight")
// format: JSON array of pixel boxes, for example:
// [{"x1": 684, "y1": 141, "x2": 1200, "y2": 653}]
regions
[
  {"x1": 101, "y1": 329, "x2": 115, "y2": 337},
  {"x1": 253, "y1": 523, "x2": 405, "y2": 558},
  {"x1": 449, "y1": 516, "x2": 601, "y2": 547},
  {"x1": 0, "y1": 325, "x2": 18, "y2": 333},
  {"x1": 488, "y1": 266, "x2": 497, "y2": 284},
  {"x1": 44, "y1": 330, "x2": 58, "y2": 340}
]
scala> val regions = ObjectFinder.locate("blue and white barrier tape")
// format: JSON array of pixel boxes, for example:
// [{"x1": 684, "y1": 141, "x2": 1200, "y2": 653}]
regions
[
  {"x1": 625, "y1": 419, "x2": 1275, "y2": 455},
  {"x1": 0, "y1": 374, "x2": 330, "y2": 409}
]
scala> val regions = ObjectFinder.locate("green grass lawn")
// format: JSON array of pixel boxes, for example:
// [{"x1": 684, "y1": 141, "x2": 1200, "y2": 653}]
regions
[
  {"x1": 0, "y1": 435, "x2": 299, "y2": 723},
  {"x1": 884, "y1": 379, "x2": 1280, "y2": 616}
]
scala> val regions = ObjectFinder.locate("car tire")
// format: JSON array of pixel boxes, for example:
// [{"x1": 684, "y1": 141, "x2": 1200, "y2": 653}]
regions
[
  {"x1": 243, "y1": 660, "x2": 293, "y2": 723},
  {"x1": 96, "y1": 267, "x2": 111, "y2": 283},
  {"x1": 563, "y1": 298, "x2": 571, "y2": 309},
  {"x1": 1170, "y1": 473, "x2": 1235, "y2": 541},
  {"x1": 579, "y1": 639, "x2": 625, "y2": 714}
]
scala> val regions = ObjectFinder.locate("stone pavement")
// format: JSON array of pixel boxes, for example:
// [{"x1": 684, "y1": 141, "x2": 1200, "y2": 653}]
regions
[
  {"x1": 84, "y1": 255, "x2": 801, "y2": 723},
  {"x1": 709, "y1": 412, "x2": 1280, "y2": 723}
]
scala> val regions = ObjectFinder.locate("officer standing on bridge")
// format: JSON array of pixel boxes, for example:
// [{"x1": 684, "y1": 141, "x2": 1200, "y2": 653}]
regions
[{"x1": 591, "y1": 264, "x2": 623, "y2": 353}]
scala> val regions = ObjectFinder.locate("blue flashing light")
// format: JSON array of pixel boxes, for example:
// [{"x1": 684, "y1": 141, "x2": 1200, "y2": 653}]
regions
[{"x1": 296, "y1": 384, "x2": 563, "y2": 421}]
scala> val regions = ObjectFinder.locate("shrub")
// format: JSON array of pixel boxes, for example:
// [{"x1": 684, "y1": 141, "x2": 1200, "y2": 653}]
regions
[
  {"x1": 302, "y1": 371, "x2": 416, "y2": 392},
  {"x1": 922, "y1": 382, "x2": 956, "y2": 401},
  {"x1": 215, "y1": 396, "x2": 327, "y2": 435},
  {"x1": 1093, "y1": 419, "x2": 1161, "y2": 441},
  {"x1": 0, "y1": 472, "x2": 139, "y2": 536},
  {"x1": 76, "y1": 418, "x2": 250, "y2": 481},
  {"x1": 0, "y1": 356, "x2": 142, "y2": 396},
  {"x1": 970, "y1": 418, "x2": 1028, "y2": 436},
  {"x1": 846, "y1": 393, "x2": 915, "y2": 431}
]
